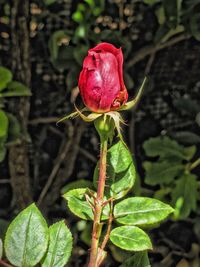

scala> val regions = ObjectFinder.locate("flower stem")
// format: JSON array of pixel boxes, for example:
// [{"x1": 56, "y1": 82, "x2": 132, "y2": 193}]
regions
[{"x1": 88, "y1": 138, "x2": 108, "y2": 267}]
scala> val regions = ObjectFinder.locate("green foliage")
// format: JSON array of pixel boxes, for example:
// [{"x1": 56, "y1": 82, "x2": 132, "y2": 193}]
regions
[
  {"x1": 0, "y1": 67, "x2": 12, "y2": 91},
  {"x1": 93, "y1": 141, "x2": 136, "y2": 199},
  {"x1": 1, "y1": 204, "x2": 73, "y2": 267},
  {"x1": 119, "y1": 252, "x2": 151, "y2": 267},
  {"x1": 110, "y1": 226, "x2": 152, "y2": 251},
  {"x1": 5, "y1": 204, "x2": 49, "y2": 267},
  {"x1": 143, "y1": 161, "x2": 184, "y2": 185},
  {"x1": 1, "y1": 81, "x2": 31, "y2": 97},
  {"x1": 63, "y1": 188, "x2": 110, "y2": 220},
  {"x1": 143, "y1": 136, "x2": 195, "y2": 160},
  {"x1": 0, "y1": 66, "x2": 31, "y2": 163},
  {"x1": 0, "y1": 110, "x2": 8, "y2": 140},
  {"x1": 114, "y1": 197, "x2": 174, "y2": 226},
  {"x1": 143, "y1": 135, "x2": 199, "y2": 218},
  {"x1": 0, "y1": 110, "x2": 8, "y2": 162},
  {"x1": 42, "y1": 221, "x2": 73, "y2": 267},
  {"x1": 61, "y1": 179, "x2": 94, "y2": 194},
  {"x1": 172, "y1": 173, "x2": 198, "y2": 218}
]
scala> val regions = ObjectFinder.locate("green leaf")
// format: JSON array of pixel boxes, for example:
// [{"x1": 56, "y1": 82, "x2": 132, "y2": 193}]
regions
[
  {"x1": 172, "y1": 173, "x2": 198, "y2": 218},
  {"x1": 63, "y1": 188, "x2": 109, "y2": 220},
  {"x1": 0, "y1": 67, "x2": 12, "y2": 91},
  {"x1": 7, "y1": 114, "x2": 21, "y2": 141},
  {"x1": 114, "y1": 197, "x2": 174, "y2": 226},
  {"x1": 72, "y1": 11, "x2": 84, "y2": 23},
  {"x1": 42, "y1": 221, "x2": 72, "y2": 267},
  {"x1": 143, "y1": 136, "x2": 193, "y2": 160},
  {"x1": 183, "y1": 145, "x2": 196, "y2": 160},
  {"x1": 0, "y1": 238, "x2": 3, "y2": 259},
  {"x1": 143, "y1": 161, "x2": 184, "y2": 185},
  {"x1": 163, "y1": 0, "x2": 182, "y2": 28},
  {"x1": 0, "y1": 81, "x2": 31, "y2": 97},
  {"x1": 94, "y1": 141, "x2": 136, "y2": 199},
  {"x1": 61, "y1": 179, "x2": 94, "y2": 194},
  {"x1": 119, "y1": 251, "x2": 151, "y2": 267},
  {"x1": 171, "y1": 131, "x2": 200, "y2": 144},
  {"x1": 110, "y1": 226, "x2": 152, "y2": 251},
  {"x1": 190, "y1": 13, "x2": 200, "y2": 41},
  {"x1": 5, "y1": 203, "x2": 49, "y2": 267},
  {"x1": 0, "y1": 142, "x2": 7, "y2": 163},
  {"x1": 0, "y1": 110, "x2": 8, "y2": 139}
]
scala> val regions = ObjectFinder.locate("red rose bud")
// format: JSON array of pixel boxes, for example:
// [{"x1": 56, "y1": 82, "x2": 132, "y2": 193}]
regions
[{"x1": 78, "y1": 42, "x2": 128, "y2": 113}]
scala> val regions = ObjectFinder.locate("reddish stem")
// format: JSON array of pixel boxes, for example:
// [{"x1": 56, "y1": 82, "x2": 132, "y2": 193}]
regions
[
  {"x1": 88, "y1": 139, "x2": 108, "y2": 267},
  {"x1": 0, "y1": 260, "x2": 13, "y2": 267},
  {"x1": 100, "y1": 200, "x2": 113, "y2": 251}
]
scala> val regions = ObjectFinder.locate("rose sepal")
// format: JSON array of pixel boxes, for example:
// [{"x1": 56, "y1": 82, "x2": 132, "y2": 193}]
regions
[{"x1": 118, "y1": 77, "x2": 147, "y2": 111}]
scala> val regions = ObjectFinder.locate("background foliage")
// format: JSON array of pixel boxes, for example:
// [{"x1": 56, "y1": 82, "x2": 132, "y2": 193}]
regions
[{"x1": 0, "y1": 0, "x2": 200, "y2": 266}]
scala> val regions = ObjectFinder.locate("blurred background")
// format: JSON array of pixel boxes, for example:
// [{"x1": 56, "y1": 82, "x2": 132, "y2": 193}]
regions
[{"x1": 0, "y1": 0, "x2": 200, "y2": 266}]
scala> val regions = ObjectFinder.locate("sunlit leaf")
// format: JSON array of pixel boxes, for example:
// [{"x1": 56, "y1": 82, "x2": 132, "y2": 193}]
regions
[
  {"x1": 42, "y1": 221, "x2": 72, "y2": 267},
  {"x1": 63, "y1": 188, "x2": 109, "y2": 220},
  {"x1": 110, "y1": 226, "x2": 152, "y2": 251},
  {"x1": 93, "y1": 141, "x2": 136, "y2": 199},
  {"x1": 0, "y1": 67, "x2": 12, "y2": 91},
  {"x1": 114, "y1": 197, "x2": 174, "y2": 226},
  {"x1": 5, "y1": 204, "x2": 49, "y2": 267},
  {"x1": 0, "y1": 110, "x2": 8, "y2": 139}
]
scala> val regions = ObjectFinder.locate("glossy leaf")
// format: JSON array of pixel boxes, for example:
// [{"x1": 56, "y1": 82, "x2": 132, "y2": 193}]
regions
[
  {"x1": 114, "y1": 197, "x2": 174, "y2": 226},
  {"x1": 42, "y1": 221, "x2": 72, "y2": 267},
  {"x1": 5, "y1": 203, "x2": 49, "y2": 267},
  {"x1": 143, "y1": 136, "x2": 194, "y2": 160},
  {"x1": 172, "y1": 173, "x2": 198, "y2": 218},
  {"x1": 143, "y1": 160, "x2": 184, "y2": 185},
  {"x1": 94, "y1": 141, "x2": 136, "y2": 199},
  {"x1": 0, "y1": 81, "x2": 31, "y2": 97},
  {"x1": 61, "y1": 179, "x2": 94, "y2": 194},
  {"x1": 0, "y1": 67, "x2": 12, "y2": 91},
  {"x1": 0, "y1": 110, "x2": 8, "y2": 139},
  {"x1": 63, "y1": 188, "x2": 109, "y2": 220},
  {"x1": 119, "y1": 251, "x2": 151, "y2": 267},
  {"x1": 110, "y1": 226, "x2": 152, "y2": 251}
]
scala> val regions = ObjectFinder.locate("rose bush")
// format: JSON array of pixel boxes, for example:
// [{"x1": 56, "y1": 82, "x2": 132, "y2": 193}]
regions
[{"x1": 78, "y1": 42, "x2": 128, "y2": 113}]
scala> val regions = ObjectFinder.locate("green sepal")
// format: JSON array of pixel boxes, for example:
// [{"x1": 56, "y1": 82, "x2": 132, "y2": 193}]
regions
[{"x1": 119, "y1": 77, "x2": 147, "y2": 111}]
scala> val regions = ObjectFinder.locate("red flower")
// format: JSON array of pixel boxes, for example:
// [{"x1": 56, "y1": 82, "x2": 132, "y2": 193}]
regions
[{"x1": 78, "y1": 42, "x2": 128, "y2": 113}]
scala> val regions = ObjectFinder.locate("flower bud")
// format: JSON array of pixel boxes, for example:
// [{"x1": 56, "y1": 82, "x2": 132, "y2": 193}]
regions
[{"x1": 78, "y1": 42, "x2": 128, "y2": 113}]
